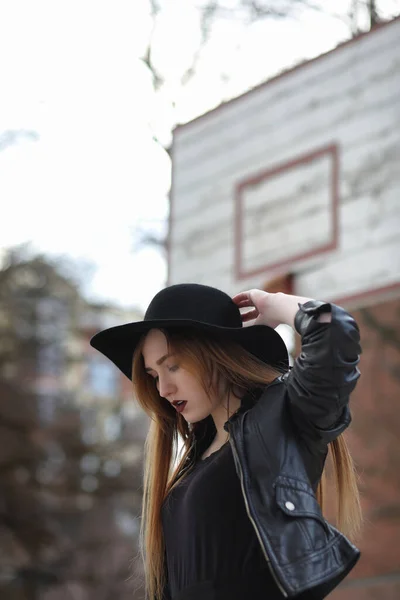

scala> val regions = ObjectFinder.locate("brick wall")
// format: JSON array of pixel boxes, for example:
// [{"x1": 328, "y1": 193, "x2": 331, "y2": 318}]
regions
[{"x1": 327, "y1": 296, "x2": 400, "y2": 598}]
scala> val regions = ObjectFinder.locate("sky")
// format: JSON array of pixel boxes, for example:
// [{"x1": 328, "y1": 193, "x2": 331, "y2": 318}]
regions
[{"x1": 1, "y1": 0, "x2": 398, "y2": 313}]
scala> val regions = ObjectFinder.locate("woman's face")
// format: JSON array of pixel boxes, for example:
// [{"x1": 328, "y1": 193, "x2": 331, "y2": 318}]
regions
[{"x1": 142, "y1": 328, "x2": 223, "y2": 423}]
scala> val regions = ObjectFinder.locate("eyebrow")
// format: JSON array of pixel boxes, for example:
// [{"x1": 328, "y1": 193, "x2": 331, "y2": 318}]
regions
[{"x1": 144, "y1": 353, "x2": 175, "y2": 372}]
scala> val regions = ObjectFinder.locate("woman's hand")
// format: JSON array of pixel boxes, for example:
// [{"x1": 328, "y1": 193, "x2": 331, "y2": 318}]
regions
[
  {"x1": 232, "y1": 289, "x2": 282, "y2": 329},
  {"x1": 232, "y1": 289, "x2": 322, "y2": 329}
]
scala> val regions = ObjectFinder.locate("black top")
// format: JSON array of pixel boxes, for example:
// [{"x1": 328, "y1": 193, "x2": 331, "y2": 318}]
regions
[{"x1": 161, "y1": 440, "x2": 285, "y2": 600}]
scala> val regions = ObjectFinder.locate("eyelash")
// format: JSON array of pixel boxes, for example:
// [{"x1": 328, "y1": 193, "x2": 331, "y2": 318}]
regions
[{"x1": 153, "y1": 364, "x2": 179, "y2": 383}]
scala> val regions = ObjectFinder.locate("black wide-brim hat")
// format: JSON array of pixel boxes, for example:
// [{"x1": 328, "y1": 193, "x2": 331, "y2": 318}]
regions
[{"x1": 90, "y1": 283, "x2": 289, "y2": 380}]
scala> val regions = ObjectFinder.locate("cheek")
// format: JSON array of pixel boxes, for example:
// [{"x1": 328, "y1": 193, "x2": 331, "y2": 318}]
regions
[
  {"x1": 176, "y1": 369, "x2": 216, "y2": 404},
  {"x1": 179, "y1": 375, "x2": 207, "y2": 401},
  {"x1": 177, "y1": 369, "x2": 198, "y2": 388}
]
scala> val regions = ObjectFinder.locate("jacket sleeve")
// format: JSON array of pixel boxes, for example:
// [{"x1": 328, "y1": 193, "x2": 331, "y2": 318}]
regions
[{"x1": 286, "y1": 300, "x2": 361, "y2": 447}]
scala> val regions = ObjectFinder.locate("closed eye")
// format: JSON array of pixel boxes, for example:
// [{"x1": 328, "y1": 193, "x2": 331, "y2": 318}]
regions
[{"x1": 147, "y1": 364, "x2": 179, "y2": 384}]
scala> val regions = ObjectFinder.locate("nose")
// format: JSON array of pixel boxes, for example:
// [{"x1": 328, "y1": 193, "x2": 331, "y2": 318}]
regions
[{"x1": 158, "y1": 374, "x2": 176, "y2": 400}]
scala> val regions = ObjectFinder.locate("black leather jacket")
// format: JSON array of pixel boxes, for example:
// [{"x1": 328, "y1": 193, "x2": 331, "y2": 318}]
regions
[{"x1": 222, "y1": 300, "x2": 361, "y2": 598}]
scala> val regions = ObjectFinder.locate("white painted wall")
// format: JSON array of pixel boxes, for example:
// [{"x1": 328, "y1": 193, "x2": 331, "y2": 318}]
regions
[{"x1": 169, "y1": 19, "x2": 400, "y2": 306}]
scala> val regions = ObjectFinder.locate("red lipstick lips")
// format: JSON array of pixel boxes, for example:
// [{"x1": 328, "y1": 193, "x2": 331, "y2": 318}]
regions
[{"x1": 173, "y1": 401, "x2": 187, "y2": 413}]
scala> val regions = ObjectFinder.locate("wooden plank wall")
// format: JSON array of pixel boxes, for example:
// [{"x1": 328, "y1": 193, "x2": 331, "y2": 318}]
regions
[{"x1": 169, "y1": 18, "x2": 400, "y2": 307}]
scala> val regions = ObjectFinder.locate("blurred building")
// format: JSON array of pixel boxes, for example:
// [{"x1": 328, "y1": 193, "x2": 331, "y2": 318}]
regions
[
  {"x1": 0, "y1": 254, "x2": 148, "y2": 599},
  {"x1": 168, "y1": 17, "x2": 400, "y2": 600},
  {"x1": 0, "y1": 253, "x2": 145, "y2": 439},
  {"x1": 79, "y1": 302, "x2": 145, "y2": 443}
]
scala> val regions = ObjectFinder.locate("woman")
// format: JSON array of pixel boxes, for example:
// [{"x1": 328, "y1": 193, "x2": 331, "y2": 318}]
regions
[{"x1": 90, "y1": 283, "x2": 362, "y2": 600}]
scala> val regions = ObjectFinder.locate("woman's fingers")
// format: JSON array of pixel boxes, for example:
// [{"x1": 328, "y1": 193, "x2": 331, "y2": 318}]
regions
[
  {"x1": 233, "y1": 291, "x2": 260, "y2": 322},
  {"x1": 236, "y1": 300, "x2": 254, "y2": 309},
  {"x1": 233, "y1": 289, "x2": 274, "y2": 326},
  {"x1": 240, "y1": 308, "x2": 259, "y2": 322},
  {"x1": 232, "y1": 292, "x2": 249, "y2": 303},
  {"x1": 232, "y1": 292, "x2": 254, "y2": 308}
]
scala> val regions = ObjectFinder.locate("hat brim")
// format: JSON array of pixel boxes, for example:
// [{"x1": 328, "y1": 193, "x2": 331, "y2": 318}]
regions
[{"x1": 90, "y1": 319, "x2": 289, "y2": 381}]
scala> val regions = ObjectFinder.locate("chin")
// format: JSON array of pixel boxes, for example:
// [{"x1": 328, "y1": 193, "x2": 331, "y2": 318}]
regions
[{"x1": 187, "y1": 412, "x2": 212, "y2": 425}]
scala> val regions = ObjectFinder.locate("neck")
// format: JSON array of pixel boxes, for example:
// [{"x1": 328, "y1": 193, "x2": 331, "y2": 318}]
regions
[{"x1": 210, "y1": 392, "x2": 242, "y2": 443}]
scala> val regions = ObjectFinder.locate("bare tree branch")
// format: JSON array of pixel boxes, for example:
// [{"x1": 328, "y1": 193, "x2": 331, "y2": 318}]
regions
[
  {"x1": 181, "y1": 1, "x2": 220, "y2": 85},
  {"x1": 368, "y1": 0, "x2": 381, "y2": 27},
  {"x1": 141, "y1": 0, "x2": 164, "y2": 91}
]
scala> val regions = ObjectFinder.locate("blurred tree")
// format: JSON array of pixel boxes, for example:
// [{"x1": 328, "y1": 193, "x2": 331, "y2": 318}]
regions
[
  {"x1": 145, "y1": 1, "x2": 386, "y2": 88},
  {"x1": 0, "y1": 246, "x2": 148, "y2": 599},
  {"x1": 367, "y1": 0, "x2": 381, "y2": 27},
  {"x1": 143, "y1": 0, "x2": 395, "y2": 127}
]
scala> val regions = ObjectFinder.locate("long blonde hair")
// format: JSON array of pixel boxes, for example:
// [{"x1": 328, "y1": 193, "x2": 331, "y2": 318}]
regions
[{"x1": 132, "y1": 327, "x2": 362, "y2": 600}]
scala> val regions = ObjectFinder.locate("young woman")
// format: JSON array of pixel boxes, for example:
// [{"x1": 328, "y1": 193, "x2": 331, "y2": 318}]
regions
[{"x1": 90, "y1": 283, "x2": 362, "y2": 600}]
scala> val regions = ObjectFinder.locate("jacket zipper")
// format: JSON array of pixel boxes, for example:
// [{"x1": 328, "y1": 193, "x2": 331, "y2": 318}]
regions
[{"x1": 229, "y1": 424, "x2": 289, "y2": 598}]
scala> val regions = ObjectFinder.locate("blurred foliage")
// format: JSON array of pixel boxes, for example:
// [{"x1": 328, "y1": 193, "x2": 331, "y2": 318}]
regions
[{"x1": 0, "y1": 246, "x2": 148, "y2": 600}]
